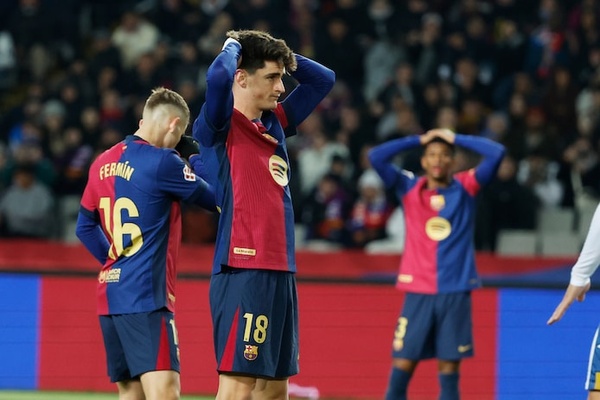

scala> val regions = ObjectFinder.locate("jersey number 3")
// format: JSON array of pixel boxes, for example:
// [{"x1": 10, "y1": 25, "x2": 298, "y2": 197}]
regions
[{"x1": 99, "y1": 197, "x2": 144, "y2": 260}]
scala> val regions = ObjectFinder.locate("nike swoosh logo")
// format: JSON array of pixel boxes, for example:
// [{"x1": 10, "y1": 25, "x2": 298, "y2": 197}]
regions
[{"x1": 458, "y1": 344, "x2": 472, "y2": 353}]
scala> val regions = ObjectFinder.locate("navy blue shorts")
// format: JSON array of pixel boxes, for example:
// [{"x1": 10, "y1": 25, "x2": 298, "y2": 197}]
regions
[
  {"x1": 391, "y1": 292, "x2": 473, "y2": 361},
  {"x1": 99, "y1": 309, "x2": 180, "y2": 382},
  {"x1": 209, "y1": 267, "x2": 299, "y2": 378}
]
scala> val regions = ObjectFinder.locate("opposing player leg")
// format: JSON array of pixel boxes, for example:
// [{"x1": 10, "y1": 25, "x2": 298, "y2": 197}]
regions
[{"x1": 586, "y1": 325, "x2": 600, "y2": 399}]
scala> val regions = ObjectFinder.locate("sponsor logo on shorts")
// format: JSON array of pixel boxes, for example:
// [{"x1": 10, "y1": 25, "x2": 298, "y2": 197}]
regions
[
  {"x1": 398, "y1": 274, "x2": 413, "y2": 283},
  {"x1": 244, "y1": 345, "x2": 258, "y2": 361},
  {"x1": 458, "y1": 344, "x2": 472, "y2": 353},
  {"x1": 98, "y1": 268, "x2": 121, "y2": 283},
  {"x1": 233, "y1": 247, "x2": 256, "y2": 256}
]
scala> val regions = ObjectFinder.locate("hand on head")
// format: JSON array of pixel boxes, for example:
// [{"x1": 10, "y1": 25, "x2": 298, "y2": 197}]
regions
[{"x1": 420, "y1": 129, "x2": 456, "y2": 145}]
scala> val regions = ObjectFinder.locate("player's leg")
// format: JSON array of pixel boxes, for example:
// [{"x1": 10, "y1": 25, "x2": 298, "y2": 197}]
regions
[
  {"x1": 215, "y1": 373, "x2": 255, "y2": 399},
  {"x1": 586, "y1": 325, "x2": 600, "y2": 398},
  {"x1": 386, "y1": 293, "x2": 436, "y2": 400},
  {"x1": 113, "y1": 310, "x2": 181, "y2": 400},
  {"x1": 209, "y1": 268, "x2": 299, "y2": 400},
  {"x1": 99, "y1": 315, "x2": 144, "y2": 399},
  {"x1": 116, "y1": 379, "x2": 144, "y2": 400},
  {"x1": 140, "y1": 370, "x2": 181, "y2": 400},
  {"x1": 435, "y1": 292, "x2": 474, "y2": 400},
  {"x1": 252, "y1": 377, "x2": 289, "y2": 400}
]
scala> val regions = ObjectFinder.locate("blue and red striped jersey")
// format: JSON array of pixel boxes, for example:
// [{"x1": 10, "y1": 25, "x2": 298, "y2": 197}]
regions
[
  {"x1": 78, "y1": 135, "x2": 214, "y2": 315},
  {"x1": 369, "y1": 134, "x2": 505, "y2": 294},
  {"x1": 193, "y1": 41, "x2": 335, "y2": 273}
]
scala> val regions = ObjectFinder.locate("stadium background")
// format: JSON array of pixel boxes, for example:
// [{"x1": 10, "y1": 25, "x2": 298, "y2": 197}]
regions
[{"x1": 2, "y1": 0, "x2": 600, "y2": 399}]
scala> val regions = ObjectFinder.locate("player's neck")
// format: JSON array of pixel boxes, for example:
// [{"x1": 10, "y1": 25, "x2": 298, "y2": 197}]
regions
[{"x1": 425, "y1": 176, "x2": 451, "y2": 190}]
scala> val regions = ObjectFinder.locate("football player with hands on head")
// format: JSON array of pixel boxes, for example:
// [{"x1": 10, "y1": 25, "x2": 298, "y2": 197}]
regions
[
  {"x1": 548, "y1": 202, "x2": 600, "y2": 400},
  {"x1": 369, "y1": 128, "x2": 505, "y2": 400},
  {"x1": 76, "y1": 87, "x2": 215, "y2": 400},
  {"x1": 192, "y1": 30, "x2": 335, "y2": 400}
]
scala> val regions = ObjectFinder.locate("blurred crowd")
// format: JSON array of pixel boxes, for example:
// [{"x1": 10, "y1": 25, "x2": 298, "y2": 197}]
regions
[{"x1": 1, "y1": 0, "x2": 600, "y2": 252}]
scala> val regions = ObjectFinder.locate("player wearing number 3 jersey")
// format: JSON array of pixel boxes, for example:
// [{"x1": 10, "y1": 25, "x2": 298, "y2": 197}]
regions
[
  {"x1": 76, "y1": 87, "x2": 215, "y2": 400},
  {"x1": 369, "y1": 129, "x2": 505, "y2": 400}
]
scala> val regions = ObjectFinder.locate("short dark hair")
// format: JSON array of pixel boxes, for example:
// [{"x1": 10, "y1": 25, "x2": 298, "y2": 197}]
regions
[{"x1": 226, "y1": 30, "x2": 297, "y2": 74}]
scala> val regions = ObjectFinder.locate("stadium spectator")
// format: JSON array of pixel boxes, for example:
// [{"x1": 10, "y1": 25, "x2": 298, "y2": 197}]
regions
[
  {"x1": 369, "y1": 128, "x2": 505, "y2": 400},
  {"x1": 76, "y1": 87, "x2": 214, "y2": 400},
  {"x1": 347, "y1": 168, "x2": 393, "y2": 248},
  {"x1": 192, "y1": 29, "x2": 334, "y2": 399},
  {"x1": 0, "y1": 163, "x2": 54, "y2": 238}
]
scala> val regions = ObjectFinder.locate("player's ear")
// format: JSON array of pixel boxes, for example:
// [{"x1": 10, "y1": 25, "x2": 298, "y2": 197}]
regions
[
  {"x1": 138, "y1": 119, "x2": 144, "y2": 128},
  {"x1": 167, "y1": 116, "x2": 181, "y2": 134},
  {"x1": 235, "y1": 69, "x2": 247, "y2": 88}
]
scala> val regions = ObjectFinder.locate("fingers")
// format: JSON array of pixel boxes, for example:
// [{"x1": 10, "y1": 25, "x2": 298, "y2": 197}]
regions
[{"x1": 547, "y1": 302, "x2": 568, "y2": 325}]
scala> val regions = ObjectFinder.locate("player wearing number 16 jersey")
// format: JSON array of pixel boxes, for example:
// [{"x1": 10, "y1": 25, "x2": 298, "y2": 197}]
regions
[{"x1": 76, "y1": 87, "x2": 214, "y2": 400}]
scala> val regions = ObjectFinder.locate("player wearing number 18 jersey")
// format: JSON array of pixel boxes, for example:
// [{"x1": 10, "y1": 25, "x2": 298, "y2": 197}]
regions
[
  {"x1": 193, "y1": 30, "x2": 334, "y2": 399},
  {"x1": 76, "y1": 88, "x2": 214, "y2": 400}
]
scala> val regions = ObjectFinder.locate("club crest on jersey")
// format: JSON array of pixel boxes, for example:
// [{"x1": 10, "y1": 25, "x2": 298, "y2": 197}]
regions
[
  {"x1": 244, "y1": 345, "x2": 258, "y2": 361},
  {"x1": 430, "y1": 194, "x2": 445, "y2": 211},
  {"x1": 425, "y1": 216, "x2": 452, "y2": 241},
  {"x1": 269, "y1": 155, "x2": 289, "y2": 186},
  {"x1": 182, "y1": 165, "x2": 196, "y2": 181}
]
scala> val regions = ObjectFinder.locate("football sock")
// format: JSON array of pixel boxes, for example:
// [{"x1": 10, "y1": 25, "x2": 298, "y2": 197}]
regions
[
  {"x1": 439, "y1": 372, "x2": 459, "y2": 400},
  {"x1": 385, "y1": 367, "x2": 412, "y2": 400}
]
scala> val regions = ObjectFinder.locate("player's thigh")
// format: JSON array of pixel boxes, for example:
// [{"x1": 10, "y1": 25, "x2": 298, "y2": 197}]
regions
[
  {"x1": 113, "y1": 309, "x2": 181, "y2": 378},
  {"x1": 253, "y1": 377, "x2": 289, "y2": 400},
  {"x1": 435, "y1": 291, "x2": 473, "y2": 360},
  {"x1": 210, "y1": 268, "x2": 298, "y2": 378},
  {"x1": 140, "y1": 370, "x2": 180, "y2": 400},
  {"x1": 115, "y1": 379, "x2": 145, "y2": 400},
  {"x1": 215, "y1": 373, "x2": 256, "y2": 400},
  {"x1": 392, "y1": 293, "x2": 436, "y2": 360}
]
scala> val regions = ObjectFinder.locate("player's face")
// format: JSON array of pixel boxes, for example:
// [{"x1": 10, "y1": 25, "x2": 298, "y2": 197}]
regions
[
  {"x1": 421, "y1": 142, "x2": 454, "y2": 181},
  {"x1": 246, "y1": 60, "x2": 285, "y2": 111}
]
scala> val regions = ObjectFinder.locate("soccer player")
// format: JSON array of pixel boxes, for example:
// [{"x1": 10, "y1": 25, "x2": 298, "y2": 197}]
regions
[
  {"x1": 192, "y1": 30, "x2": 335, "y2": 399},
  {"x1": 76, "y1": 87, "x2": 214, "y2": 400},
  {"x1": 548, "y1": 203, "x2": 600, "y2": 400},
  {"x1": 368, "y1": 128, "x2": 505, "y2": 400}
]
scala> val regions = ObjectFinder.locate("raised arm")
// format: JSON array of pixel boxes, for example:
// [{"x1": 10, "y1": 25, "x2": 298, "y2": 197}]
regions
[
  {"x1": 280, "y1": 54, "x2": 335, "y2": 129},
  {"x1": 368, "y1": 135, "x2": 421, "y2": 189},
  {"x1": 193, "y1": 39, "x2": 240, "y2": 146},
  {"x1": 454, "y1": 134, "x2": 505, "y2": 185}
]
